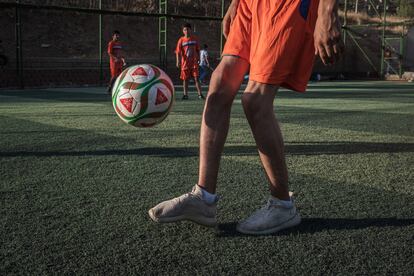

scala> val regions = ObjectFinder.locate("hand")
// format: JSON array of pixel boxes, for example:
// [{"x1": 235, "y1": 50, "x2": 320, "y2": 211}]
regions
[
  {"x1": 314, "y1": 4, "x2": 344, "y2": 65},
  {"x1": 122, "y1": 58, "x2": 126, "y2": 66},
  {"x1": 176, "y1": 62, "x2": 180, "y2": 69},
  {"x1": 223, "y1": 0, "x2": 239, "y2": 39}
]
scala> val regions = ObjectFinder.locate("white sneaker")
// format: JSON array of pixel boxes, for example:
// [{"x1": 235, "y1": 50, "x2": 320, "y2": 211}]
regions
[
  {"x1": 148, "y1": 185, "x2": 217, "y2": 227},
  {"x1": 236, "y1": 197, "x2": 301, "y2": 235}
]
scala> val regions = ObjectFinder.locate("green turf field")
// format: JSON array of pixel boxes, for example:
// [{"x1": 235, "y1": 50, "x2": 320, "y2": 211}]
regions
[{"x1": 1, "y1": 81, "x2": 414, "y2": 274}]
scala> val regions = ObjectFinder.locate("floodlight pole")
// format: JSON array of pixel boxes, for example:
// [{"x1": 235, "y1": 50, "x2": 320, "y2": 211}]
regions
[
  {"x1": 99, "y1": 0, "x2": 103, "y2": 86},
  {"x1": 15, "y1": 0, "x2": 23, "y2": 88},
  {"x1": 380, "y1": 0, "x2": 387, "y2": 78}
]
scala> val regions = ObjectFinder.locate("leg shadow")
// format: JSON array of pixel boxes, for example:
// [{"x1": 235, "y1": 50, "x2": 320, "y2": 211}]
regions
[{"x1": 216, "y1": 217, "x2": 414, "y2": 238}]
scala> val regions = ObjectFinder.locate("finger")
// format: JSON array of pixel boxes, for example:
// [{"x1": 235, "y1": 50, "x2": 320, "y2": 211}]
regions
[
  {"x1": 223, "y1": 18, "x2": 230, "y2": 39},
  {"x1": 331, "y1": 45, "x2": 339, "y2": 64},
  {"x1": 336, "y1": 41, "x2": 345, "y2": 61},
  {"x1": 314, "y1": 38, "x2": 322, "y2": 56},
  {"x1": 332, "y1": 43, "x2": 342, "y2": 63},
  {"x1": 230, "y1": 14, "x2": 236, "y2": 24},
  {"x1": 324, "y1": 44, "x2": 332, "y2": 57},
  {"x1": 333, "y1": 42, "x2": 340, "y2": 55},
  {"x1": 339, "y1": 42, "x2": 345, "y2": 55},
  {"x1": 318, "y1": 45, "x2": 328, "y2": 65},
  {"x1": 324, "y1": 43, "x2": 333, "y2": 60}
]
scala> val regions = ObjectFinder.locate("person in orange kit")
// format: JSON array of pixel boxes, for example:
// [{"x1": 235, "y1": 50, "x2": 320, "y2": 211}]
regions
[
  {"x1": 107, "y1": 30, "x2": 126, "y2": 94},
  {"x1": 175, "y1": 23, "x2": 204, "y2": 100},
  {"x1": 149, "y1": 0, "x2": 344, "y2": 235}
]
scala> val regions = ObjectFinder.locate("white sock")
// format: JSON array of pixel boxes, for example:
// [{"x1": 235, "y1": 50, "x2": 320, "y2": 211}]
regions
[
  {"x1": 199, "y1": 186, "x2": 217, "y2": 204},
  {"x1": 271, "y1": 196, "x2": 293, "y2": 208}
]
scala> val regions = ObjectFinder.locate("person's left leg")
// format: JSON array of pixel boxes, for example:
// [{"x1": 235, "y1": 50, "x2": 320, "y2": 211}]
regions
[
  {"x1": 107, "y1": 64, "x2": 116, "y2": 94},
  {"x1": 234, "y1": 0, "x2": 322, "y2": 234},
  {"x1": 194, "y1": 77, "x2": 204, "y2": 99},
  {"x1": 199, "y1": 66, "x2": 206, "y2": 83},
  {"x1": 236, "y1": 80, "x2": 300, "y2": 235},
  {"x1": 183, "y1": 79, "x2": 189, "y2": 100},
  {"x1": 192, "y1": 67, "x2": 204, "y2": 99},
  {"x1": 107, "y1": 76, "x2": 116, "y2": 94},
  {"x1": 242, "y1": 80, "x2": 289, "y2": 200},
  {"x1": 108, "y1": 65, "x2": 123, "y2": 95}
]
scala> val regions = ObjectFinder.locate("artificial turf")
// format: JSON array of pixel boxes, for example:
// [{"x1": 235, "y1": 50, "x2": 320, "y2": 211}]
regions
[{"x1": 1, "y1": 81, "x2": 413, "y2": 274}]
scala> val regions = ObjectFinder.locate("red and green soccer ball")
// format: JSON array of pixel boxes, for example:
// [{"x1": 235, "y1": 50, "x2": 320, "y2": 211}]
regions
[{"x1": 111, "y1": 64, "x2": 175, "y2": 128}]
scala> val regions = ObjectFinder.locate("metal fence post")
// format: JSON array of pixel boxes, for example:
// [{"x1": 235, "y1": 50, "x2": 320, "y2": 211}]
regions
[
  {"x1": 15, "y1": 0, "x2": 23, "y2": 88},
  {"x1": 219, "y1": 0, "x2": 225, "y2": 56},
  {"x1": 99, "y1": 0, "x2": 103, "y2": 86},
  {"x1": 380, "y1": 0, "x2": 387, "y2": 78},
  {"x1": 159, "y1": 0, "x2": 167, "y2": 70}
]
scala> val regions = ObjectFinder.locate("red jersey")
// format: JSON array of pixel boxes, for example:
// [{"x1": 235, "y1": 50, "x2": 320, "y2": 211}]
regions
[
  {"x1": 107, "y1": 40, "x2": 123, "y2": 64},
  {"x1": 175, "y1": 36, "x2": 200, "y2": 69}
]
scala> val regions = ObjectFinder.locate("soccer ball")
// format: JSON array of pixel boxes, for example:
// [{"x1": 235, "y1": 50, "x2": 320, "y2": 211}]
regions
[{"x1": 112, "y1": 64, "x2": 175, "y2": 128}]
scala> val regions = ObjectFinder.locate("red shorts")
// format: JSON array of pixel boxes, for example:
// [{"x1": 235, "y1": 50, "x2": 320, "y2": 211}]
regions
[
  {"x1": 180, "y1": 67, "x2": 199, "y2": 80},
  {"x1": 110, "y1": 62, "x2": 123, "y2": 78},
  {"x1": 223, "y1": 0, "x2": 319, "y2": 92}
]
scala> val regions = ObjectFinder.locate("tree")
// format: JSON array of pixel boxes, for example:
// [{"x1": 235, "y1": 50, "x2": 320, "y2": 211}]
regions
[{"x1": 398, "y1": 0, "x2": 414, "y2": 17}]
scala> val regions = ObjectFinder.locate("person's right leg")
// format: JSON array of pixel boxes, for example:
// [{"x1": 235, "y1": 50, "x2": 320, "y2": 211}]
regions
[
  {"x1": 200, "y1": 65, "x2": 208, "y2": 84},
  {"x1": 197, "y1": 56, "x2": 249, "y2": 193},
  {"x1": 148, "y1": 56, "x2": 249, "y2": 226}
]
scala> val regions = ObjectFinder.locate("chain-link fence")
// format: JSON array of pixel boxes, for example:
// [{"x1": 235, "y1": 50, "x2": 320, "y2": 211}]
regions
[
  {"x1": 1, "y1": 0, "x2": 413, "y2": 88},
  {"x1": 0, "y1": 0, "x2": 226, "y2": 88}
]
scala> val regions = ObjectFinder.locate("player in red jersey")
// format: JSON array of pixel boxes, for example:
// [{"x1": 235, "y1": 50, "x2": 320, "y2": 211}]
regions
[
  {"x1": 175, "y1": 23, "x2": 204, "y2": 100},
  {"x1": 107, "y1": 30, "x2": 126, "y2": 94}
]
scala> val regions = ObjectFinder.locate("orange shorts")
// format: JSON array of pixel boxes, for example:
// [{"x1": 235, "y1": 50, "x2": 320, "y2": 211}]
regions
[
  {"x1": 223, "y1": 0, "x2": 319, "y2": 92},
  {"x1": 180, "y1": 67, "x2": 199, "y2": 80},
  {"x1": 110, "y1": 62, "x2": 123, "y2": 78}
]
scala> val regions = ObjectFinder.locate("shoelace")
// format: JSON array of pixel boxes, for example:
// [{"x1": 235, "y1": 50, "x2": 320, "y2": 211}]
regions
[
  {"x1": 243, "y1": 201, "x2": 277, "y2": 223},
  {"x1": 248, "y1": 201, "x2": 276, "y2": 217},
  {"x1": 173, "y1": 192, "x2": 190, "y2": 204},
  {"x1": 264, "y1": 199, "x2": 284, "y2": 210}
]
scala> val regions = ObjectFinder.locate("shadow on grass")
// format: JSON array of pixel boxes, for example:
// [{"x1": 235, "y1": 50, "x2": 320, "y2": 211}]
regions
[
  {"x1": 285, "y1": 141, "x2": 414, "y2": 155},
  {"x1": 306, "y1": 83, "x2": 414, "y2": 90},
  {"x1": 216, "y1": 217, "x2": 414, "y2": 237},
  {"x1": 2, "y1": 142, "x2": 414, "y2": 158},
  {"x1": 277, "y1": 84, "x2": 414, "y2": 102},
  {"x1": 0, "y1": 89, "x2": 109, "y2": 103},
  {"x1": 1, "y1": 82, "x2": 413, "y2": 104}
]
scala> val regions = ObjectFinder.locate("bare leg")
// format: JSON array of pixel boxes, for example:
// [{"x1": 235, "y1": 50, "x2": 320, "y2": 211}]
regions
[
  {"x1": 242, "y1": 81, "x2": 289, "y2": 200},
  {"x1": 194, "y1": 78, "x2": 203, "y2": 97},
  {"x1": 107, "y1": 76, "x2": 117, "y2": 93},
  {"x1": 183, "y1": 80, "x2": 189, "y2": 97},
  {"x1": 197, "y1": 56, "x2": 249, "y2": 193}
]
